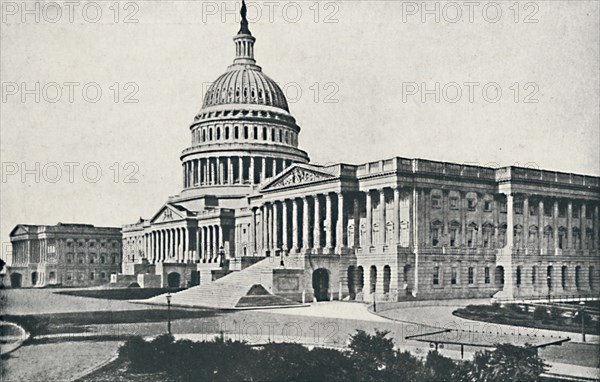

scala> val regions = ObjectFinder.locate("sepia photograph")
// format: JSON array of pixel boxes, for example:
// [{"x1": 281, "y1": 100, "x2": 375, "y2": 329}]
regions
[{"x1": 1, "y1": 0, "x2": 599, "y2": 381}]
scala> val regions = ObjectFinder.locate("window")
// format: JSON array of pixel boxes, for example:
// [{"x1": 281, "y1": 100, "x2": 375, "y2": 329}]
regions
[
  {"x1": 67, "y1": 254, "x2": 73, "y2": 263},
  {"x1": 572, "y1": 207, "x2": 579, "y2": 218},
  {"x1": 89, "y1": 256, "x2": 94, "y2": 264},
  {"x1": 244, "y1": 126, "x2": 249, "y2": 139},
  {"x1": 561, "y1": 266, "x2": 567, "y2": 289},
  {"x1": 100, "y1": 256, "x2": 105, "y2": 264},
  {"x1": 516, "y1": 267, "x2": 522, "y2": 287},
  {"x1": 101, "y1": 272, "x2": 106, "y2": 279},
  {"x1": 79, "y1": 242, "x2": 84, "y2": 247},
  {"x1": 544, "y1": 204, "x2": 552, "y2": 217},
  {"x1": 433, "y1": 267, "x2": 440, "y2": 285},
  {"x1": 484, "y1": 267, "x2": 490, "y2": 284},
  {"x1": 253, "y1": 126, "x2": 258, "y2": 140},
  {"x1": 234, "y1": 126, "x2": 239, "y2": 139},
  {"x1": 449, "y1": 225, "x2": 459, "y2": 247},
  {"x1": 78, "y1": 255, "x2": 84, "y2": 264},
  {"x1": 529, "y1": 204, "x2": 537, "y2": 216},
  {"x1": 431, "y1": 227, "x2": 440, "y2": 247},
  {"x1": 468, "y1": 267, "x2": 474, "y2": 284},
  {"x1": 559, "y1": 204, "x2": 566, "y2": 217},
  {"x1": 532, "y1": 266, "x2": 537, "y2": 285},
  {"x1": 467, "y1": 199, "x2": 476, "y2": 211},
  {"x1": 514, "y1": 202, "x2": 523, "y2": 215},
  {"x1": 586, "y1": 208, "x2": 593, "y2": 219},
  {"x1": 90, "y1": 272, "x2": 95, "y2": 280},
  {"x1": 589, "y1": 266, "x2": 595, "y2": 289},
  {"x1": 90, "y1": 242, "x2": 95, "y2": 248},
  {"x1": 451, "y1": 268, "x2": 457, "y2": 285},
  {"x1": 547, "y1": 266, "x2": 553, "y2": 288},
  {"x1": 112, "y1": 242, "x2": 118, "y2": 248},
  {"x1": 484, "y1": 200, "x2": 492, "y2": 212},
  {"x1": 67, "y1": 273, "x2": 73, "y2": 281},
  {"x1": 449, "y1": 197, "x2": 458, "y2": 209},
  {"x1": 575, "y1": 266, "x2": 581, "y2": 290},
  {"x1": 111, "y1": 255, "x2": 117, "y2": 264},
  {"x1": 101, "y1": 242, "x2": 106, "y2": 248},
  {"x1": 431, "y1": 196, "x2": 441, "y2": 208},
  {"x1": 67, "y1": 241, "x2": 73, "y2": 247},
  {"x1": 500, "y1": 202, "x2": 507, "y2": 214}
]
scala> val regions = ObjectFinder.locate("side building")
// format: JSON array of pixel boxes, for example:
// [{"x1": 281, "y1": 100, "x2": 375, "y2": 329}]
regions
[{"x1": 8, "y1": 223, "x2": 122, "y2": 288}]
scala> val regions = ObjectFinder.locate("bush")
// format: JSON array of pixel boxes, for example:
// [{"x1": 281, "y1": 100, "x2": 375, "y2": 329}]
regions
[{"x1": 533, "y1": 306, "x2": 550, "y2": 322}]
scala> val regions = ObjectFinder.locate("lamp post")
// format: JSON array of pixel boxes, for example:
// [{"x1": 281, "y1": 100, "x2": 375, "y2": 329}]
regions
[
  {"x1": 166, "y1": 292, "x2": 172, "y2": 335},
  {"x1": 579, "y1": 301, "x2": 586, "y2": 342},
  {"x1": 219, "y1": 245, "x2": 225, "y2": 267}
]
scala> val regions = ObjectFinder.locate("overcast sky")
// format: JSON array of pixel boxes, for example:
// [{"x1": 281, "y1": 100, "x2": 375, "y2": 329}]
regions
[{"x1": 1, "y1": 0, "x2": 598, "y2": 263}]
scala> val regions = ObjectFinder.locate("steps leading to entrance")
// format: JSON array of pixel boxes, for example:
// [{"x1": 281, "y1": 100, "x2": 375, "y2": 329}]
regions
[{"x1": 146, "y1": 256, "x2": 304, "y2": 309}]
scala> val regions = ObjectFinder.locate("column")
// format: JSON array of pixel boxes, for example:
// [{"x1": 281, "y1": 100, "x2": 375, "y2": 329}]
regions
[
  {"x1": 272, "y1": 202, "x2": 279, "y2": 250},
  {"x1": 594, "y1": 205, "x2": 599, "y2": 249},
  {"x1": 506, "y1": 194, "x2": 514, "y2": 249},
  {"x1": 217, "y1": 225, "x2": 223, "y2": 256},
  {"x1": 251, "y1": 208, "x2": 257, "y2": 253},
  {"x1": 249, "y1": 156, "x2": 255, "y2": 184},
  {"x1": 292, "y1": 199, "x2": 299, "y2": 250},
  {"x1": 206, "y1": 226, "x2": 213, "y2": 261},
  {"x1": 261, "y1": 205, "x2": 268, "y2": 252},
  {"x1": 238, "y1": 157, "x2": 244, "y2": 184},
  {"x1": 336, "y1": 192, "x2": 345, "y2": 248},
  {"x1": 261, "y1": 157, "x2": 267, "y2": 182},
  {"x1": 218, "y1": 158, "x2": 224, "y2": 184},
  {"x1": 182, "y1": 163, "x2": 187, "y2": 188},
  {"x1": 314, "y1": 195, "x2": 321, "y2": 248},
  {"x1": 282, "y1": 200, "x2": 289, "y2": 250},
  {"x1": 553, "y1": 200, "x2": 559, "y2": 250},
  {"x1": 581, "y1": 203, "x2": 587, "y2": 249},
  {"x1": 228, "y1": 157, "x2": 234, "y2": 185},
  {"x1": 366, "y1": 190, "x2": 372, "y2": 247},
  {"x1": 567, "y1": 201, "x2": 573, "y2": 249},
  {"x1": 195, "y1": 227, "x2": 200, "y2": 262},
  {"x1": 460, "y1": 192, "x2": 466, "y2": 247},
  {"x1": 538, "y1": 199, "x2": 544, "y2": 250},
  {"x1": 393, "y1": 188, "x2": 400, "y2": 244},
  {"x1": 325, "y1": 193, "x2": 333, "y2": 248},
  {"x1": 272, "y1": 158, "x2": 277, "y2": 177},
  {"x1": 184, "y1": 228, "x2": 189, "y2": 262},
  {"x1": 379, "y1": 188, "x2": 386, "y2": 245},
  {"x1": 523, "y1": 196, "x2": 529, "y2": 249},
  {"x1": 199, "y1": 226, "x2": 205, "y2": 261},
  {"x1": 303, "y1": 197, "x2": 310, "y2": 249},
  {"x1": 353, "y1": 195, "x2": 360, "y2": 248}
]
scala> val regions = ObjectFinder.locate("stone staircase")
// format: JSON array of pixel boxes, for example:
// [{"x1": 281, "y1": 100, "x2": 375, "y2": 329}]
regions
[{"x1": 147, "y1": 255, "x2": 304, "y2": 309}]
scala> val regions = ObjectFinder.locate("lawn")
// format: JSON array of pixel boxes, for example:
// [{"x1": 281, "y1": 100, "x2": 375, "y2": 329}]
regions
[
  {"x1": 56, "y1": 288, "x2": 183, "y2": 300},
  {"x1": 453, "y1": 303, "x2": 600, "y2": 336},
  {"x1": 4, "y1": 308, "x2": 221, "y2": 337}
]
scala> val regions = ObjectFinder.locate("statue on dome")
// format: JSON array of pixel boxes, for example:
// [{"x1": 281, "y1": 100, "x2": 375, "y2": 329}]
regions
[{"x1": 238, "y1": 0, "x2": 251, "y2": 35}]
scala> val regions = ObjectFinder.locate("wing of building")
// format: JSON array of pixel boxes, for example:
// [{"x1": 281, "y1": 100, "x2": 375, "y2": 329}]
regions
[
  {"x1": 113, "y1": 5, "x2": 600, "y2": 305},
  {"x1": 7, "y1": 223, "x2": 122, "y2": 288}
]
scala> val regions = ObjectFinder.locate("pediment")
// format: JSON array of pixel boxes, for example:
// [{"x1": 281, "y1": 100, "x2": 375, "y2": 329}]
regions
[
  {"x1": 150, "y1": 204, "x2": 187, "y2": 223},
  {"x1": 10, "y1": 225, "x2": 29, "y2": 237},
  {"x1": 262, "y1": 165, "x2": 336, "y2": 191}
]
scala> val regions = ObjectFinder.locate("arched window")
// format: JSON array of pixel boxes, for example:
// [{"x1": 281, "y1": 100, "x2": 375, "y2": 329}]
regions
[
  {"x1": 209, "y1": 128, "x2": 213, "y2": 141},
  {"x1": 278, "y1": 129, "x2": 283, "y2": 142},
  {"x1": 234, "y1": 126, "x2": 239, "y2": 139},
  {"x1": 225, "y1": 126, "x2": 230, "y2": 140},
  {"x1": 271, "y1": 128, "x2": 275, "y2": 142},
  {"x1": 253, "y1": 126, "x2": 258, "y2": 140},
  {"x1": 216, "y1": 127, "x2": 221, "y2": 140},
  {"x1": 284, "y1": 131, "x2": 289, "y2": 144},
  {"x1": 370, "y1": 266, "x2": 377, "y2": 293},
  {"x1": 262, "y1": 127, "x2": 267, "y2": 140},
  {"x1": 202, "y1": 129, "x2": 206, "y2": 142},
  {"x1": 244, "y1": 126, "x2": 249, "y2": 139},
  {"x1": 356, "y1": 266, "x2": 364, "y2": 293},
  {"x1": 561, "y1": 266, "x2": 567, "y2": 288},
  {"x1": 516, "y1": 266, "x2": 522, "y2": 287}
]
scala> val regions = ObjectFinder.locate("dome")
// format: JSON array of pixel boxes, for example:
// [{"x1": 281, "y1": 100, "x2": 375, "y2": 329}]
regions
[{"x1": 202, "y1": 68, "x2": 289, "y2": 112}]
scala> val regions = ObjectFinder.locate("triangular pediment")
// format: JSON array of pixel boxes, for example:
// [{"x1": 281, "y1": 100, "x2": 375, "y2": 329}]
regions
[
  {"x1": 9, "y1": 225, "x2": 30, "y2": 237},
  {"x1": 262, "y1": 164, "x2": 336, "y2": 191},
  {"x1": 150, "y1": 204, "x2": 187, "y2": 223}
]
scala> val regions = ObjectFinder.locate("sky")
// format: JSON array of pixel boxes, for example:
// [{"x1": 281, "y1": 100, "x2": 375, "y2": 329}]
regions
[{"x1": 1, "y1": 0, "x2": 599, "y2": 264}]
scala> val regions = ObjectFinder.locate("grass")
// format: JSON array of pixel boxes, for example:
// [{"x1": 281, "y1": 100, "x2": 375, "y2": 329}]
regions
[
  {"x1": 75, "y1": 357, "x2": 176, "y2": 382},
  {"x1": 4, "y1": 308, "x2": 221, "y2": 337},
  {"x1": 453, "y1": 304, "x2": 600, "y2": 336},
  {"x1": 55, "y1": 288, "x2": 183, "y2": 300}
]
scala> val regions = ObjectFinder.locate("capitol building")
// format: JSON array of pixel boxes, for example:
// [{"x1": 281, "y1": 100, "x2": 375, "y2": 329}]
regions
[{"x1": 117, "y1": 4, "x2": 600, "y2": 308}]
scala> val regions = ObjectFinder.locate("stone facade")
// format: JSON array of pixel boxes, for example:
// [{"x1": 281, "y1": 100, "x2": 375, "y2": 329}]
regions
[
  {"x1": 120, "y1": 9, "x2": 600, "y2": 301},
  {"x1": 8, "y1": 223, "x2": 122, "y2": 288}
]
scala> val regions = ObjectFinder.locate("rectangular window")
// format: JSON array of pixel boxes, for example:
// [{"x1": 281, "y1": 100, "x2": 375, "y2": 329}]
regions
[
  {"x1": 67, "y1": 241, "x2": 73, "y2": 247},
  {"x1": 451, "y1": 268, "x2": 457, "y2": 285},
  {"x1": 433, "y1": 267, "x2": 439, "y2": 285},
  {"x1": 449, "y1": 197, "x2": 458, "y2": 209},
  {"x1": 90, "y1": 272, "x2": 95, "y2": 280},
  {"x1": 467, "y1": 199, "x2": 476, "y2": 211},
  {"x1": 431, "y1": 196, "x2": 441, "y2": 208},
  {"x1": 544, "y1": 204, "x2": 552, "y2": 217},
  {"x1": 500, "y1": 202, "x2": 507, "y2": 214},
  {"x1": 572, "y1": 208, "x2": 579, "y2": 218},
  {"x1": 468, "y1": 267, "x2": 474, "y2": 284},
  {"x1": 514, "y1": 202, "x2": 523, "y2": 215},
  {"x1": 586, "y1": 208, "x2": 593, "y2": 219},
  {"x1": 559, "y1": 205, "x2": 566, "y2": 217},
  {"x1": 529, "y1": 205, "x2": 537, "y2": 216},
  {"x1": 484, "y1": 201, "x2": 492, "y2": 212},
  {"x1": 66, "y1": 273, "x2": 73, "y2": 281},
  {"x1": 432, "y1": 228, "x2": 439, "y2": 247},
  {"x1": 484, "y1": 267, "x2": 490, "y2": 284},
  {"x1": 450, "y1": 229, "x2": 457, "y2": 247}
]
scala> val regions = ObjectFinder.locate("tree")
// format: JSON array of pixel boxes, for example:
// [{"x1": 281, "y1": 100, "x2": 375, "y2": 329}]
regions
[{"x1": 455, "y1": 343, "x2": 547, "y2": 382}]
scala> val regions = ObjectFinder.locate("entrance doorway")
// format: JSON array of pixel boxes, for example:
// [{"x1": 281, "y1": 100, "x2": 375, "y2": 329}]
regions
[
  {"x1": 167, "y1": 272, "x2": 181, "y2": 288},
  {"x1": 312, "y1": 268, "x2": 329, "y2": 302},
  {"x1": 10, "y1": 273, "x2": 22, "y2": 288},
  {"x1": 31, "y1": 272, "x2": 39, "y2": 286}
]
